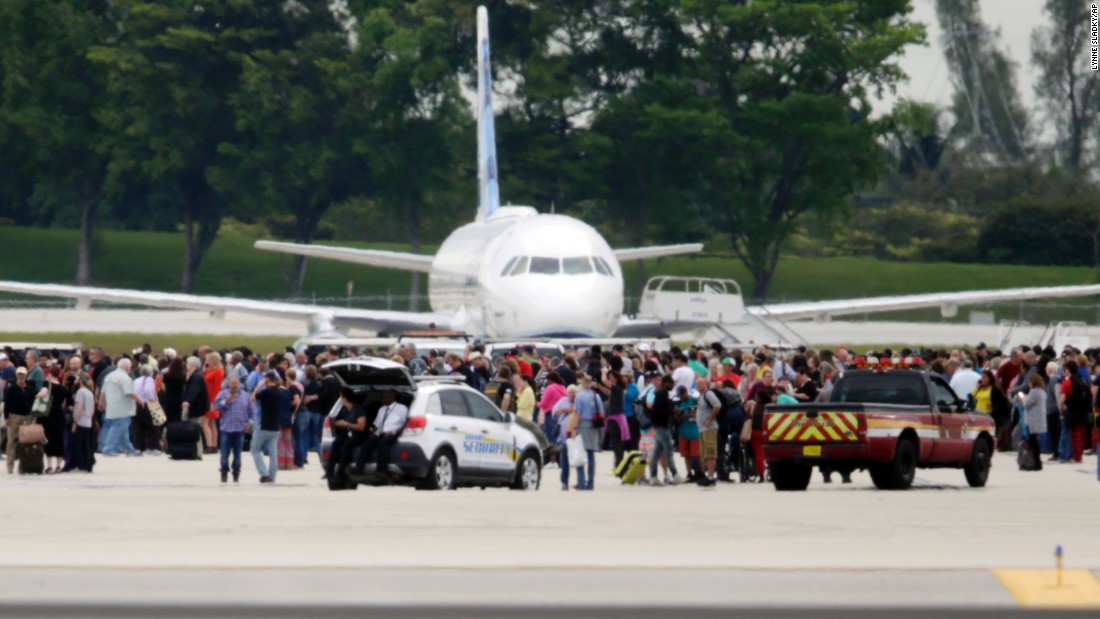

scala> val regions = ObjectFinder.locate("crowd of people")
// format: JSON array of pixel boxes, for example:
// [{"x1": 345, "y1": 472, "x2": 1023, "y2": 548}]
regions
[{"x1": 1, "y1": 338, "x2": 1098, "y2": 486}]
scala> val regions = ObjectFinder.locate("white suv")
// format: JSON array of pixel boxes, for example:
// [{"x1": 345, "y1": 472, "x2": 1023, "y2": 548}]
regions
[{"x1": 321, "y1": 357, "x2": 543, "y2": 491}]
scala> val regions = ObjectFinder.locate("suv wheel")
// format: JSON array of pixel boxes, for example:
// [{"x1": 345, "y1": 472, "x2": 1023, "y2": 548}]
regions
[
  {"x1": 420, "y1": 450, "x2": 457, "y2": 490},
  {"x1": 510, "y1": 452, "x2": 541, "y2": 491}
]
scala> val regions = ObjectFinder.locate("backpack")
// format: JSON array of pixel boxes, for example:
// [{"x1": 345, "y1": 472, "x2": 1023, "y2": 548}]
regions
[
  {"x1": 634, "y1": 385, "x2": 654, "y2": 429},
  {"x1": 709, "y1": 388, "x2": 729, "y2": 418},
  {"x1": 1067, "y1": 374, "x2": 1091, "y2": 425}
]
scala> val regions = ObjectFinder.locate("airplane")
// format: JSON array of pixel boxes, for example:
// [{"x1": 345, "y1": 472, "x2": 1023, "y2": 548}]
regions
[{"x1": 1, "y1": 6, "x2": 1100, "y2": 341}]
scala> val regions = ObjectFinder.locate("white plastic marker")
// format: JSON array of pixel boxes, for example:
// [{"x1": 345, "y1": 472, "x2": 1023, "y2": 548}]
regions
[{"x1": 1055, "y1": 544, "x2": 1063, "y2": 587}]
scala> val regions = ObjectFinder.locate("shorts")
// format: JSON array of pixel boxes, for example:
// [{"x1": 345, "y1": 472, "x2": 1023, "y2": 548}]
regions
[
  {"x1": 700, "y1": 429, "x2": 718, "y2": 459},
  {"x1": 678, "y1": 437, "x2": 700, "y2": 459}
]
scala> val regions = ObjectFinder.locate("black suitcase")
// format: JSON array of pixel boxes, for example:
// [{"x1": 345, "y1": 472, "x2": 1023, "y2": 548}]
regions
[
  {"x1": 18, "y1": 443, "x2": 44, "y2": 475},
  {"x1": 166, "y1": 421, "x2": 202, "y2": 460}
]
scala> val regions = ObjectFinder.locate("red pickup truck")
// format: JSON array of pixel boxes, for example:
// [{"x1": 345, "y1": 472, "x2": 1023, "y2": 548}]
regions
[{"x1": 762, "y1": 368, "x2": 996, "y2": 491}]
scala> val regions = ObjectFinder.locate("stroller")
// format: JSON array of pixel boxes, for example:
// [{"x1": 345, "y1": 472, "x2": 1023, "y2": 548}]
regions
[{"x1": 724, "y1": 410, "x2": 761, "y2": 483}]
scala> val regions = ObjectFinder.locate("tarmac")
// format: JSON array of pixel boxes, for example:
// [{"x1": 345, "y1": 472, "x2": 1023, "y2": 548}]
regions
[{"x1": 1, "y1": 449, "x2": 1097, "y2": 614}]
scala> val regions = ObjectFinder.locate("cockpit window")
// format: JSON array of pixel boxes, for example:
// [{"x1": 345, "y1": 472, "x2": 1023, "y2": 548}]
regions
[
  {"x1": 529, "y1": 257, "x2": 560, "y2": 275},
  {"x1": 508, "y1": 256, "x2": 529, "y2": 276},
  {"x1": 562, "y1": 257, "x2": 593, "y2": 275},
  {"x1": 592, "y1": 256, "x2": 613, "y2": 276},
  {"x1": 499, "y1": 256, "x2": 518, "y2": 277}
]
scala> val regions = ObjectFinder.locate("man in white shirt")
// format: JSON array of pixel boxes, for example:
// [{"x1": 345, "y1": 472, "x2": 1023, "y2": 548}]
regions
[
  {"x1": 949, "y1": 359, "x2": 981, "y2": 403},
  {"x1": 100, "y1": 358, "x2": 142, "y2": 456},
  {"x1": 356, "y1": 389, "x2": 409, "y2": 475},
  {"x1": 671, "y1": 355, "x2": 696, "y2": 393}
]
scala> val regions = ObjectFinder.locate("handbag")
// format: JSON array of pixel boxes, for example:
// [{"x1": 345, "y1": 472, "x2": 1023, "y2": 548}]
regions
[
  {"x1": 566, "y1": 434, "x2": 587, "y2": 469},
  {"x1": 147, "y1": 399, "x2": 167, "y2": 427},
  {"x1": 31, "y1": 389, "x2": 52, "y2": 418},
  {"x1": 587, "y1": 392, "x2": 604, "y2": 428},
  {"x1": 739, "y1": 410, "x2": 754, "y2": 444},
  {"x1": 1016, "y1": 441, "x2": 1038, "y2": 471}
]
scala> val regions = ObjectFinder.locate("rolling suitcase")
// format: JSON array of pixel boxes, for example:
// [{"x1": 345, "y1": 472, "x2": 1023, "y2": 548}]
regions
[
  {"x1": 612, "y1": 450, "x2": 647, "y2": 485},
  {"x1": 18, "y1": 443, "x2": 44, "y2": 475},
  {"x1": 17, "y1": 420, "x2": 46, "y2": 475},
  {"x1": 166, "y1": 421, "x2": 202, "y2": 460}
]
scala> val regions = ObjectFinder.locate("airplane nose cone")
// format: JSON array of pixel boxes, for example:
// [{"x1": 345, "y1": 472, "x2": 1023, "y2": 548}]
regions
[{"x1": 511, "y1": 278, "x2": 621, "y2": 337}]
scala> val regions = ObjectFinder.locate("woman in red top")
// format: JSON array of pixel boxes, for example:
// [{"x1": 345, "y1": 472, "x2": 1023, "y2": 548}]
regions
[{"x1": 202, "y1": 352, "x2": 225, "y2": 454}]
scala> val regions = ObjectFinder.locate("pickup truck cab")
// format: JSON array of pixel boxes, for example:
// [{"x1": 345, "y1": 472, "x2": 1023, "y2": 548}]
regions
[{"x1": 763, "y1": 367, "x2": 995, "y2": 491}]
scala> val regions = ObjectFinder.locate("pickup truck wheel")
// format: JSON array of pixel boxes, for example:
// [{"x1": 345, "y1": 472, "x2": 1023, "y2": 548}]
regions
[
  {"x1": 871, "y1": 439, "x2": 917, "y2": 490},
  {"x1": 964, "y1": 439, "x2": 991, "y2": 488},
  {"x1": 771, "y1": 462, "x2": 812, "y2": 491}
]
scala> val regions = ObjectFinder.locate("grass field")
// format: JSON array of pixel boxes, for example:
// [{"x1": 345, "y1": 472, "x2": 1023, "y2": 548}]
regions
[{"x1": 2, "y1": 225, "x2": 1096, "y2": 307}]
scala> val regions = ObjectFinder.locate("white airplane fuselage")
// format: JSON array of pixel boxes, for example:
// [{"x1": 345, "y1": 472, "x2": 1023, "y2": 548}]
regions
[{"x1": 429, "y1": 206, "x2": 623, "y2": 338}]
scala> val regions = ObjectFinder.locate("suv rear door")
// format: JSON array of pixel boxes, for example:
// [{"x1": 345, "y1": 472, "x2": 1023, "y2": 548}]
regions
[
  {"x1": 461, "y1": 391, "x2": 516, "y2": 480},
  {"x1": 327, "y1": 358, "x2": 416, "y2": 394}
]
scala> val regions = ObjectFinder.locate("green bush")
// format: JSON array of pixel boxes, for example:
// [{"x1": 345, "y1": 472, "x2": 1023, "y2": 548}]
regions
[
  {"x1": 977, "y1": 196, "x2": 1100, "y2": 266},
  {"x1": 797, "y1": 203, "x2": 979, "y2": 262}
]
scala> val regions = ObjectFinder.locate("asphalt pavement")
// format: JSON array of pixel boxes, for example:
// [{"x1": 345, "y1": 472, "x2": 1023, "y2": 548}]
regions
[{"x1": 0, "y1": 449, "x2": 1097, "y2": 615}]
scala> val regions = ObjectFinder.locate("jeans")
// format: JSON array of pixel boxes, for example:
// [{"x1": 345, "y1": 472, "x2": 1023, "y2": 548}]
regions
[
  {"x1": 102, "y1": 417, "x2": 138, "y2": 455},
  {"x1": 97, "y1": 417, "x2": 113, "y2": 453},
  {"x1": 220, "y1": 431, "x2": 244, "y2": 474},
  {"x1": 307, "y1": 412, "x2": 324, "y2": 459},
  {"x1": 293, "y1": 413, "x2": 311, "y2": 467},
  {"x1": 251, "y1": 429, "x2": 279, "y2": 481},
  {"x1": 1058, "y1": 423, "x2": 1072, "y2": 461},
  {"x1": 582, "y1": 449, "x2": 595, "y2": 489},
  {"x1": 559, "y1": 447, "x2": 570, "y2": 487},
  {"x1": 649, "y1": 427, "x2": 679, "y2": 478},
  {"x1": 545, "y1": 414, "x2": 560, "y2": 447}
]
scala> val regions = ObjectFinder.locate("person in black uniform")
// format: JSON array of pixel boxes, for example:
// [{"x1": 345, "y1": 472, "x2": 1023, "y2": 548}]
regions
[{"x1": 326, "y1": 387, "x2": 380, "y2": 487}]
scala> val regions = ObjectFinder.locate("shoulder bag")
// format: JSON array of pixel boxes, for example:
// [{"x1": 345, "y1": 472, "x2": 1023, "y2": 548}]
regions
[
  {"x1": 31, "y1": 388, "x2": 52, "y2": 419},
  {"x1": 147, "y1": 397, "x2": 167, "y2": 427}
]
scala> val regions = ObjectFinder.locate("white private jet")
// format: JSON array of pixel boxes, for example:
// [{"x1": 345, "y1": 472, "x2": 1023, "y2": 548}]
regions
[{"x1": 1, "y1": 6, "x2": 1100, "y2": 339}]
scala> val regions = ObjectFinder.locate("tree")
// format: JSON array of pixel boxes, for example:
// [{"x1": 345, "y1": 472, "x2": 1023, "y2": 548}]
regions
[
  {"x1": 657, "y1": 0, "x2": 923, "y2": 301},
  {"x1": 91, "y1": 0, "x2": 311, "y2": 292},
  {"x1": 0, "y1": 0, "x2": 114, "y2": 284},
  {"x1": 216, "y1": 2, "x2": 364, "y2": 298},
  {"x1": 1031, "y1": 0, "x2": 1100, "y2": 177},
  {"x1": 585, "y1": 77, "x2": 728, "y2": 289},
  {"x1": 935, "y1": 0, "x2": 1030, "y2": 164},
  {"x1": 354, "y1": 4, "x2": 468, "y2": 310}
]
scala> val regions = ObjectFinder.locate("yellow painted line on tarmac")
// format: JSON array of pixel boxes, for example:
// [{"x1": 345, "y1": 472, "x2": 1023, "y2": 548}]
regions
[{"x1": 993, "y1": 569, "x2": 1100, "y2": 608}]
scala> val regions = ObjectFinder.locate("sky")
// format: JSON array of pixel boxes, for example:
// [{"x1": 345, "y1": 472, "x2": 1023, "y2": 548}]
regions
[{"x1": 874, "y1": 0, "x2": 1047, "y2": 121}]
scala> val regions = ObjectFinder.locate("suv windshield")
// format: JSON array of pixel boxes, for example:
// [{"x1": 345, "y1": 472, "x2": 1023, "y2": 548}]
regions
[{"x1": 832, "y1": 373, "x2": 929, "y2": 406}]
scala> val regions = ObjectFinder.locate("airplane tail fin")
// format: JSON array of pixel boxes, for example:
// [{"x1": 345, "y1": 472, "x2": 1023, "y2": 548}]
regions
[{"x1": 476, "y1": 6, "x2": 500, "y2": 221}]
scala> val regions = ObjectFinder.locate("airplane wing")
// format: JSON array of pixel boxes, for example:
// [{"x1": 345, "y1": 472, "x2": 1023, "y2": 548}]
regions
[
  {"x1": 613, "y1": 244, "x2": 704, "y2": 262},
  {"x1": 254, "y1": 241, "x2": 435, "y2": 273},
  {"x1": 749, "y1": 284, "x2": 1100, "y2": 321},
  {"x1": 0, "y1": 281, "x2": 452, "y2": 335}
]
